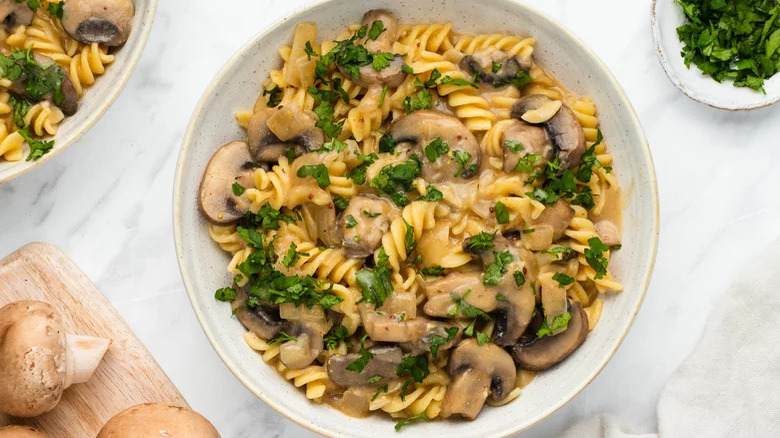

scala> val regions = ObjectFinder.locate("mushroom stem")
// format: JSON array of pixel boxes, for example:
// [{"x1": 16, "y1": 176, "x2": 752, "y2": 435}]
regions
[{"x1": 64, "y1": 334, "x2": 110, "y2": 388}]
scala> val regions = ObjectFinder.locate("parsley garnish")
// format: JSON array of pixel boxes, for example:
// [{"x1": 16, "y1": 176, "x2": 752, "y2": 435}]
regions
[
  {"x1": 494, "y1": 201, "x2": 509, "y2": 224},
  {"x1": 439, "y1": 75, "x2": 478, "y2": 88},
  {"x1": 362, "y1": 210, "x2": 381, "y2": 218},
  {"x1": 452, "y1": 149, "x2": 477, "y2": 177},
  {"x1": 584, "y1": 237, "x2": 610, "y2": 279},
  {"x1": 323, "y1": 325, "x2": 349, "y2": 350},
  {"x1": 402, "y1": 88, "x2": 433, "y2": 113},
  {"x1": 19, "y1": 128, "x2": 53, "y2": 162},
  {"x1": 268, "y1": 331, "x2": 298, "y2": 345},
  {"x1": 355, "y1": 248, "x2": 393, "y2": 307},
  {"x1": 297, "y1": 164, "x2": 331, "y2": 188},
  {"x1": 47, "y1": 1, "x2": 64, "y2": 18},
  {"x1": 9, "y1": 95, "x2": 31, "y2": 127},
  {"x1": 397, "y1": 354, "x2": 430, "y2": 400},
  {"x1": 476, "y1": 331, "x2": 491, "y2": 345},
  {"x1": 513, "y1": 270, "x2": 526, "y2": 286},
  {"x1": 464, "y1": 231, "x2": 496, "y2": 252},
  {"x1": 417, "y1": 185, "x2": 442, "y2": 202},
  {"x1": 214, "y1": 287, "x2": 236, "y2": 302},
  {"x1": 514, "y1": 153, "x2": 543, "y2": 174},
  {"x1": 504, "y1": 140, "x2": 524, "y2": 154},
  {"x1": 552, "y1": 272, "x2": 575, "y2": 287},
  {"x1": 345, "y1": 214, "x2": 358, "y2": 229},
  {"x1": 395, "y1": 413, "x2": 429, "y2": 431},
  {"x1": 537, "y1": 312, "x2": 572, "y2": 337},
  {"x1": 378, "y1": 84, "x2": 388, "y2": 107},
  {"x1": 346, "y1": 334, "x2": 373, "y2": 373},
  {"x1": 429, "y1": 326, "x2": 458, "y2": 358},
  {"x1": 483, "y1": 251, "x2": 515, "y2": 286},
  {"x1": 421, "y1": 266, "x2": 445, "y2": 277},
  {"x1": 424, "y1": 137, "x2": 449, "y2": 162},
  {"x1": 366, "y1": 375, "x2": 383, "y2": 384},
  {"x1": 372, "y1": 384, "x2": 388, "y2": 401},
  {"x1": 403, "y1": 218, "x2": 416, "y2": 256},
  {"x1": 378, "y1": 132, "x2": 397, "y2": 153},
  {"x1": 238, "y1": 203, "x2": 294, "y2": 231},
  {"x1": 232, "y1": 182, "x2": 245, "y2": 196},
  {"x1": 333, "y1": 196, "x2": 349, "y2": 210},
  {"x1": 369, "y1": 155, "x2": 422, "y2": 206},
  {"x1": 368, "y1": 20, "x2": 386, "y2": 40},
  {"x1": 492, "y1": 61, "x2": 502, "y2": 73},
  {"x1": 450, "y1": 290, "x2": 492, "y2": 319},
  {"x1": 282, "y1": 242, "x2": 308, "y2": 267},
  {"x1": 263, "y1": 86, "x2": 282, "y2": 107}
]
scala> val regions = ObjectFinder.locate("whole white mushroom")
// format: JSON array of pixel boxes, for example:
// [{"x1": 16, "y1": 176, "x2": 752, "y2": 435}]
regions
[
  {"x1": 97, "y1": 403, "x2": 220, "y2": 438},
  {"x1": 0, "y1": 425, "x2": 48, "y2": 438},
  {"x1": 0, "y1": 300, "x2": 111, "y2": 417}
]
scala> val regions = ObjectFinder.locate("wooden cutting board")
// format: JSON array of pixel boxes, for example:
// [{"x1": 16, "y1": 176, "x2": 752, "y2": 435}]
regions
[{"x1": 0, "y1": 242, "x2": 187, "y2": 437}]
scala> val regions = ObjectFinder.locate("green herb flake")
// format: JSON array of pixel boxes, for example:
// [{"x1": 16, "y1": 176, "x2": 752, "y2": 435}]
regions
[
  {"x1": 421, "y1": 266, "x2": 445, "y2": 277},
  {"x1": 537, "y1": 311, "x2": 572, "y2": 338},
  {"x1": 584, "y1": 236, "x2": 610, "y2": 279},
  {"x1": 424, "y1": 137, "x2": 449, "y2": 162},
  {"x1": 494, "y1": 201, "x2": 509, "y2": 224},
  {"x1": 464, "y1": 231, "x2": 496, "y2": 252},
  {"x1": 297, "y1": 163, "x2": 331, "y2": 188},
  {"x1": 492, "y1": 61, "x2": 502, "y2": 73},
  {"x1": 417, "y1": 185, "x2": 443, "y2": 202},
  {"x1": 346, "y1": 335, "x2": 374, "y2": 373},
  {"x1": 232, "y1": 182, "x2": 245, "y2": 196},
  {"x1": 323, "y1": 325, "x2": 350, "y2": 350},
  {"x1": 345, "y1": 214, "x2": 358, "y2": 229},
  {"x1": 368, "y1": 20, "x2": 387, "y2": 40},
  {"x1": 282, "y1": 242, "x2": 308, "y2": 267},
  {"x1": 362, "y1": 210, "x2": 381, "y2": 218},
  {"x1": 513, "y1": 270, "x2": 526, "y2": 286},
  {"x1": 429, "y1": 326, "x2": 458, "y2": 358},
  {"x1": 395, "y1": 412, "x2": 429, "y2": 432},
  {"x1": 268, "y1": 331, "x2": 298, "y2": 345},
  {"x1": 214, "y1": 287, "x2": 236, "y2": 302},
  {"x1": 552, "y1": 272, "x2": 575, "y2": 287}
]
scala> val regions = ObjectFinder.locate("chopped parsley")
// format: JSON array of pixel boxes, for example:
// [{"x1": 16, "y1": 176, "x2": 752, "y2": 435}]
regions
[
  {"x1": 346, "y1": 334, "x2": 373, "y2": 373},
  {"x1": 504, "y1": 139, "x2": 525, "y2": 154},
  {"x1": 421, "y1": 266, "x2": 445, "y2": 277},
  {"x1": 537, "y1": 311, "x2": 571, "y2": 338},
  {"x1": 378, "y1": 131, "x2": 397, "y2": 153},
  {"x1": 676, "y1": 0, "x2": 780, "y2": 92},
  {"x1": 439, "y1": 75, "x2": 478, "y2": 88},
  {"x1": 355, "y1": 248, "x2": 393, "y2": 307},
  {"x1": 476, "y1": 331, "x2": 491, "y2": 345},
  {"x1": 238, "y1": 203, "x2": 295, "y2": 231},
  {"x1": 369, "y1": 155, "x2": 422, "y2": 206},
  {"x1": 417, "y1": 185, "x2": 443, "y2": 202},
  {"x1": 514, "y1": 153, "x2": 543, "y2": 174},
  {"x1": 372, "y1": 384, "x2": 389, "y2": 402},
  {"x1": 333, "y1": 196, "x2": 349, "y2": 210},
  {"x1": 232, "y1": 182, "x2": 245, "y2": 196},
  {"x1": 345, "y1": 215, "x2": 358, "y2": 229},
  {"x1": 282, "y1": 242, "x2": 308, "y2": 267},
  {"x1": 47, "y1": 1, "x2": 64, "y2": 18},
  {"x1": 9, "y1": 95, "x2": 31, "y2": 128},
  {"x1": 368, "y1": 20, "x2": 386, "y2": 40},
  {"x1": 452, "y1": 149, "x2": 477, "y2": 177},
  {"x1": 584, "y1": 237, "x2": 610, "y2": 279},
  {"x1": 402, "y1": 88, "x2": 433, "y2": 113},
  {"x1": 366, "y1": 375, "x2": 383, "y2": 384},
  {"x1": 513, "y1": 270, "x2": 526, "y2": 286},
  {"x1": 214, "y1": 287, "x2": 236, "y2": 302},
  {"x1": 263, "y1": 85, "x2": 282, "y2": 107},
  {"x1": 362, "y1": 210, "x2": 381, "y2": 218},
  {"x1": 268, "y1": 331, "x2": 298, "y2": 345},
  {"x1": 494, "y1": 201, "x2": 509, "y2": 224},
  {"x1": 395, "y1": 412, "x2": 429, "y2": 431},
  {"x1": 346, "y1": 151, "x2": 378, "y2": 185},
  {"x1": 552, "y1": 272, "x2": 575, "y2": 287},
  {"x1": 429, "y1": 326, "x2": 458, "y2": 358},
  {"x1": 450, "y1": 290, "x2": 492, "y2": 319},
  {"x1": 378, "y1": 84, "x2": 388, "y2": 107},
  {"x1": 483, "y1": 251, "x2": 515, "y2": 287},
  {"x1": 492, "y1": 61, "x2": 502, "y2": 73},
  {"x1": 19, "y1": 128, "x2": 54, "y2": 162},
  {"x1": 323, "y1": 325, "x2": 349, "y2": 350},
  {"x1": 297, "y1": 164, "x2": 331, "y2": 188},
  {"x1": 403, "y1": 218, "x2": 416, "y2": 256},
  {"x1": 463, "y1": 231, "x2": 496, "y2": 252},
  {"x1": 396, "y1": 354, "x2": 430, "y2": 400},
  {"x1": 424, "y1": 137, "x2": 449, "y2": 162}
]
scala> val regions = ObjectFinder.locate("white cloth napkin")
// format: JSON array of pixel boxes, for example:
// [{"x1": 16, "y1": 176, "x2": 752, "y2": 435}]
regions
[{"x1": 561, "y1": 239, "x2": 780, "y2": 438}]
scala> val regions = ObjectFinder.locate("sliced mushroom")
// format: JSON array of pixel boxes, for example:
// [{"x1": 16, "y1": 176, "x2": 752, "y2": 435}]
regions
[
  {"x1": 512, "y1": 301, "x2": 589, "y2": 371},
  {"x1": 501, "y1": 119, "x2": 553, "y2": 173},
  {"x1": 511, "y1": 94, "x2": 586, "y2": 169},
  {"x1": 327, "y1": 345, "x2": 403, "y2": 387},
  {"x1": 388, "y1": 110, "x2": 481, "y2": 182},
  {"x1": 399, "y1": 321, "x2": 462, "y2": 355},
  {"x1": 339, "y1": 195, "x2": 398, "y2": 258},
  {"x1": 61, "y1": 0, "x2": 135, "y2": 47},
  {"x1": 423, "y1": 272, "x2": 499, "y2": 317},
  {"x1": 359, "y1": 10, "x2": 399, "y2": 53},
  {"x1": 247, "y1": 104, "x2": 325, "y2": 162},
  {"x1": 534, "y1": 199, "x2": 574, "y2": 241},
  {"x1": 6, "y1": 54, "x2": 79, "y2": 116},
  {"x1": 362, "y1": 311, "x2": 431, "y2": 343},
  {"x1": 350, "y1": 56, "x2": 406, "y2": 88},
  {"x1": 594, "y1": 220, "x2": 621, "y2": 246},
  {"x1": 231, "y1": 286, "x2": 285, "y2": 340},
  {"x1": 0, "y1": 1, "x2": 33, "y2": 32},
  {"x1": 279, "y1": 321, "x2": 325, "y2": 369},
  {"x1": 441, "y1": 339, "x2": 517, "y2": 420},
  {"x1": 460, "y1": 55, "x2": 531, "y2": 87},
  {"x1": 198, "y1": 141, "x2": 257, "y2": 224}
]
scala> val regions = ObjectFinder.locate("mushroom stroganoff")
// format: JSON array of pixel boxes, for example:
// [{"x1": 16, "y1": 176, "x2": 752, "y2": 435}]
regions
[
  {"x1": 0, "y1": 0, "x2": 135, "y2": 163},
  {"x1": 200, "y1": 10, "x2": 623, "y2": 427}
]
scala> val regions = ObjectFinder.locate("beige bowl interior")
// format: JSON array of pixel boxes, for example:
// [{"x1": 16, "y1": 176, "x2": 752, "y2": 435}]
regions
[
  {"x1": 174, "y1": 0, "x2": 659, "y2": 436},
  {"x1": 0, "y1": 0, "x2": 158, "y2": 183}
]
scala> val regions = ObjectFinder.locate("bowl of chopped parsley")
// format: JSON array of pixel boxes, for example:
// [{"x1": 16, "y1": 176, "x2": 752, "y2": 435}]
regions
[{"x1": 653, "y1": 0, "x2": 780, "y2": 110}]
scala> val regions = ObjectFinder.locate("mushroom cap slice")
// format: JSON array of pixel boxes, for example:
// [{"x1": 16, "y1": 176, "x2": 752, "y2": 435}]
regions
[
  {"x1": 247, "y1": 105, "x2": 324, "y2": 163},
  {"x1": 0, "y1": 426, "x2": 48, "y2": 438},
  {"x1": 6, "y1": 54, "x2": 79, "y2": 116},
  {"x1": 327, "y1": 345, "x2": 403, "y2": 387},
  {"x1": 0, "y1": 300, "x2": 67, "y2": 418},
  {"x1": 512, "y1": 301, "x2": 589, "y2": 371},
  {"x1": 231, "y1": 287, "x2": 286, "y2": 340},
  {"x1": 198, "y1": 141, "x2": 257, "y2": 224},
  {"x1": 300, "y1": 202, "x2": 339, "y2": 247},
  {"x1": 594, "y1": 220, "x2": 621, "y2": 246},
  {"x1": 62, "y1": 0, "x2": 135, "y2": 47},
  {"x1": 279, "y1": 325, "x2": 324, "y2": 370},
  {"x1": 362, "y1": 311, "x2": 433, "y2": 343},
  {"x1": 359, "y1": 10, "x2": 399, "y2": 53},
  {"x1": 492, "y1": 281, "x2": 536, "y2": 347},
  {"x1": 533, "y1": 199, "x2": 574, "y2": 242},
  {"x1": 338, "y1": 195, "x2": 397, "y2": 258},
  {"x1": 0, "y1": 1, "x2": 33, "y2": 32},
  {"x1": 511, "y1": 94, "x2": 586, "y2": 169},
  {"x1": 97, "y1": 403, "x2": 220, "y2": 438},
  {"x1": 460, "y1": 55, "x2": 530, "y2": 87},
  {"x1": 441, "y1": 339, "x2": 517, "y2": 419},
  {"x1": 399, "y1": 321, "x2": 462, "y2": 355},
  {"x1": 501, "y1": 119, "x2": 553, "y2": 173},
  {"x1": 423, "y1": 272, "x2": 499, "y2": 317},
  {"x1": 388, "y1": 110, "x2": 481, "y2": 182},
  {"x1": 350, "y1": 55, "x2": 406, "y2": 88}
]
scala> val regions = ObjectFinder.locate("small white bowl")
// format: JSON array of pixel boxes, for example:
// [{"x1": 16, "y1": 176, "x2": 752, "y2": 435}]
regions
[
  {"x1": 652, "y1": 0, "x2": 780, "y2": 110},
  {"x1": 0, "y1": 0, "x2": 158, "y2": 183},
  {"x1": 174, "y1": 0, "x2": 659, "y2": 436}
]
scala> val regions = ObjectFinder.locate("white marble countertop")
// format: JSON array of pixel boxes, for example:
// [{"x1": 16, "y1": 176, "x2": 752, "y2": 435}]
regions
[{"x1": 2, "y1": 0, "x2": 779, "y2": 436}]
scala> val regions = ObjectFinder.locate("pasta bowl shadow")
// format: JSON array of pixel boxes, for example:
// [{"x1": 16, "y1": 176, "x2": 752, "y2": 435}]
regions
[
  {"x1": 0, "y1": 0, "x2": 159, "y2": 184},
  {"x1": 173, "y1": 0, "x2": 659, "y2": 436}
]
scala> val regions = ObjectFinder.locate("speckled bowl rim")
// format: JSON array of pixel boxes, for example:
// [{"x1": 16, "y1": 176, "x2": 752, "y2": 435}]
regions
[
  {"x1": 651, "y1": 0, "x2": 780, "y2": 111},
  {"x1": 0, "y1": 0, "x2": 159, "y2": 184},
  {"x1": 173, "y1": 1, "x2": 659, "y2": 436}
]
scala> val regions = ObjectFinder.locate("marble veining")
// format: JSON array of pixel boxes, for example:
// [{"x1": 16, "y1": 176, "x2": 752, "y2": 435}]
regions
[{"x1": 1, "y1": 0, "x2": 779, "y2": 436}]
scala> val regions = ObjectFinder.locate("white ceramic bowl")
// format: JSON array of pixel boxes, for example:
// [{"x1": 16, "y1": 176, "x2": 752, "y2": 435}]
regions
[
  {"x1": 0, "y1": 0, "x2": 158, "y2": 183},
  {"x1": 652, "y1": 0, "x2": 780, "y2": 110},
  {"x1": 174, "y1": 0, "x2": 659, "y2": 436}
]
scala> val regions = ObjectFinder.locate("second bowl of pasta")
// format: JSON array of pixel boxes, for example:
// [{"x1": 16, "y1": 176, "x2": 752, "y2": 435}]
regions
[{"x1": 174, "y1": 0, "x2": 658, "y2": 436}]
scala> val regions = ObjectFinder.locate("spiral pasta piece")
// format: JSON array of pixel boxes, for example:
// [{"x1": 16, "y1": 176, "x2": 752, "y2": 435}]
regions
[
  {"x1": 380, "y1": 201, "x2": 437, "y2": 272},
  {"x1": 23, "y1": 101, "x2": 64, "y2": 136},
  {"x1": 69, "y1": 43, "x2": 115, "y2": 96}
]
